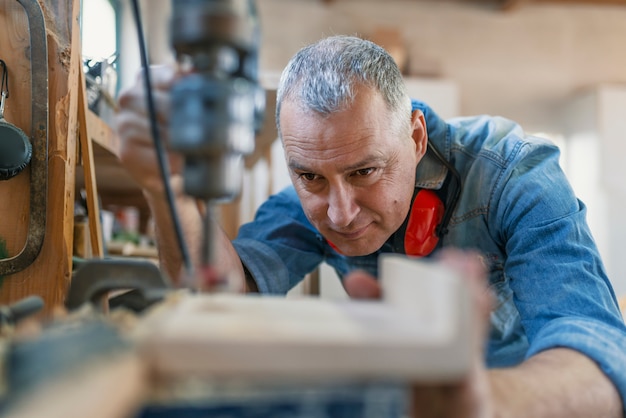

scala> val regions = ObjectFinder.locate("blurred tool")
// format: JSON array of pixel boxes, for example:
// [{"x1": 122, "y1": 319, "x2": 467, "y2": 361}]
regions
[
  {"x1": 169, "y1": 0, "x2": 265, "y2": 291},
  {"x1": 0, "y1": 59, "x2": 32, "y2": 181},
  {"x1": 0, "y1": 318, "x2": 137, "y2": 418},
  {"x1": 0, "y1": 295, "x2": 44, "y2": 327},
  {"x1": 66, "y1": 258, "x2": 170, "y2": 312}
]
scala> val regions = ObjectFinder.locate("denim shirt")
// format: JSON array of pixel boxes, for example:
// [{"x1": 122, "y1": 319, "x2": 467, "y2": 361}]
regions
[{"x1": 233, "y1": 100, "x2": 626, "y2": 407}]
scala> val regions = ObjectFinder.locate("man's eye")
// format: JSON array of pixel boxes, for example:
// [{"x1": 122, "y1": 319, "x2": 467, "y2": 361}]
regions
[
  {"x1": 354, "y1": 168, "x2": 375, "y2": 176},
  {"x1": 300, "y1": 173, "x2": 318, "y2": 181}
]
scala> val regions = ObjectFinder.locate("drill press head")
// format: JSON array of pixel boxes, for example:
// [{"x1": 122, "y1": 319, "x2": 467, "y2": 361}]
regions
[{"x1": 169, "y1": 0, "x2": 264, "y2": 201}]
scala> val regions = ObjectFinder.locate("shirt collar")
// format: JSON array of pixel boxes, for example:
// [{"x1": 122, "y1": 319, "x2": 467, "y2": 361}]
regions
[{"x1": 411, "y1": 99, "x2": 449, "y2": 190}]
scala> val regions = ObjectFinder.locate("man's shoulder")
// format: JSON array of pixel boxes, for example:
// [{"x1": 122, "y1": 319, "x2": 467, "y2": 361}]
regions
[
  {"x1": 448, "y1": 115, "x2": 558, "y2": 164},
  {"x1": 413, "y1": 99, "x2": 529, "y2": 156}
]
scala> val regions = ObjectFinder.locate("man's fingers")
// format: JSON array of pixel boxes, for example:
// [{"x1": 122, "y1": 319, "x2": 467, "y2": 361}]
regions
[
  {"x1": 117, "y1": 86, "x2": 171, "y2": 127},
  {"x1": 134, "y1": 63, "x2": 177, "y2": 89},
  {"x1": 115, "y1": 64, "x2": 185, "y2": 197},
  {"x1": 343, "y1": 270, "x2": 382, "y2": 299}
]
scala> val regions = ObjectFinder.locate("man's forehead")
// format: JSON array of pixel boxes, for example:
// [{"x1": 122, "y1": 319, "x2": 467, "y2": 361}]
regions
[
  {"x1": 279, "y1": 87, "x2": 388, "y2": 123},
  {"x1": 284, "y1": 132, "x2": 390, "y2": 172}
]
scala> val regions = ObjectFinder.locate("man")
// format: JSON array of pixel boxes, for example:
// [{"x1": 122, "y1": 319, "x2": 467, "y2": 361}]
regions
[{"x1": 115, "y1": 35, "x2": 626, "y2": 417}]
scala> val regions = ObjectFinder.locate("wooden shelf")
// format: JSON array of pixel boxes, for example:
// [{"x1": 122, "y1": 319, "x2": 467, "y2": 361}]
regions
[
  {"x1": 87, "y1": 109, "x2": 120, "y2": 157},
  {"x1": 78, "y1": 111, "x2": 143, "y2": 196}
]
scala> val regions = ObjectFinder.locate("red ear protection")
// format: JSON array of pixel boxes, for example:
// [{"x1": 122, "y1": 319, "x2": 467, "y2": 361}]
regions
[
  {"x1": 404, "y1": 189, "x2": 444, "y2": 257},
  {"x1": 327, "y1": 239, "x2": 342, "y2": 254}
]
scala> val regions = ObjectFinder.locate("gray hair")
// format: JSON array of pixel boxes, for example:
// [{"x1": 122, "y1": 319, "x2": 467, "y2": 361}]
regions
[{"x1": 275, "y1": 35, "x2": 412, "y2": 137}]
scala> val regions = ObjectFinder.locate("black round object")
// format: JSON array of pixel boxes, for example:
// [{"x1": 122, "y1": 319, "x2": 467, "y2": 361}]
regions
[{"x1": 0, "y1": 121, "x2": 32, "y2": 180}]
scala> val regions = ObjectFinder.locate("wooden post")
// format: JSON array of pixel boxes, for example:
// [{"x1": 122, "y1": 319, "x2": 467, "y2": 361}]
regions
[
  {"x1": 78, "y1": 57, "x2": 104, "y2": 258},
  {"x1": 0, "y1": 0, "x2": 79, "y2": 316}
]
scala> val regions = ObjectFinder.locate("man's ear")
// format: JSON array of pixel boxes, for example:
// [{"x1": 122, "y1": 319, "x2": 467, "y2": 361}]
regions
[{"x1": 411, "y1": 110, "x2": 428, "y2": 159}]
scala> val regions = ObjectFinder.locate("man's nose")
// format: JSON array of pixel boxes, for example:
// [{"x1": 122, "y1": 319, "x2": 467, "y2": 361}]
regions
[{"x1": 327, "y1": 185, "x2": 359, "y2": 228}]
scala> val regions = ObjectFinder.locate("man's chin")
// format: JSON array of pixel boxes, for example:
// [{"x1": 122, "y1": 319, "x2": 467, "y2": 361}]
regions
[{"x1": 332, "y1": 242, "x2": 382, "y2": 257}]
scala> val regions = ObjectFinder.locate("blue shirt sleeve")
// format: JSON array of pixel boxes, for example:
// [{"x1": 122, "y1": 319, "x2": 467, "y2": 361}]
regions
[
  {"x1": 491, "y1": 138, "x2": 626, "y2": 408},
  {"x1": 232, "y1": 186, "x2": 325, "y2": 294}
]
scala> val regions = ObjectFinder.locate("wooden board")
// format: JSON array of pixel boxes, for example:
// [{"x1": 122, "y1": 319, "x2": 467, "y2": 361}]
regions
[
  {"x1": 136, "y1": 255, "x2": 475, "y2": 383},
  {"x1": 3, "y1": 353, "x2": 147, "y2": 418}
]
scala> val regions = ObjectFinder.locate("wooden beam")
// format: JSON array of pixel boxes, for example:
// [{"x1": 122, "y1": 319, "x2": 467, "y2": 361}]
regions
[
  {"x1": 540, "y1": 0, "x2": 626, "y2": 3},
  {"x1": 78, "y1": 68, "x2": 104, "y2": 258},
  {"x1": 501, "y1": 0, "x2": 626, "y2": 10},
  {"x1": 501, "y1": 0, "x2": 531, "y2": 11}
]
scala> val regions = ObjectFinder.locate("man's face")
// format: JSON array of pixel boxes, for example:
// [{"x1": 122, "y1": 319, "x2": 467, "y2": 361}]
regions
[{"x1": 280, "y1": 86, "x2": 427, "y2": 256}]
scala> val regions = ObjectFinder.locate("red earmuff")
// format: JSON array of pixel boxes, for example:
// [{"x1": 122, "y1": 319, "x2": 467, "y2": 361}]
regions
[{"x1": 404, "y1": 189, "x2": 444, "y2": 257}]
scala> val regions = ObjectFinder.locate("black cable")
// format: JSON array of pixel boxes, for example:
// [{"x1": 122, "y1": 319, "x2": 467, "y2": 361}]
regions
[{"x1": 129, "y1": 0, "x2": 192, "y2": 275}]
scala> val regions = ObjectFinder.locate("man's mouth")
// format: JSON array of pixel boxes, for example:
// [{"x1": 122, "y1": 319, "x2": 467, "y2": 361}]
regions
[{"x1": 332, "y1": 224, "x2": 370, "y2": 241}]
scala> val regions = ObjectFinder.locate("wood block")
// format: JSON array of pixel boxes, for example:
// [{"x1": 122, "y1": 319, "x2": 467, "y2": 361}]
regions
[{"x1": 136, "y1": 255, "x2": 474, "y2": 383}]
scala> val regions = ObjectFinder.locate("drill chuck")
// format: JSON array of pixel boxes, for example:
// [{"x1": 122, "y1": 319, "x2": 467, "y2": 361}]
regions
[
  {"x1": 170, "y1": 73, "x2": 255, "y2": 200},
  {"x1": 169, "y1": 0, "x2": 263, "y2": 201}
]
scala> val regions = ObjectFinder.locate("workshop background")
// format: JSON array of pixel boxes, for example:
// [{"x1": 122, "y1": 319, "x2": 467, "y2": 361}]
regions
[
  {"x1": 111, "y1": 0, "x2": 626, "y2": 297},
  {"x1": 0, "y1": 1, "x2": 624, "y2": 417}
]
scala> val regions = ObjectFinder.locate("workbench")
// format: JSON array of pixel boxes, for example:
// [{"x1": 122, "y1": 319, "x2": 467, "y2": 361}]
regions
[{"x1": 0, "y1": 254, "x2": 475, "y2": 418}]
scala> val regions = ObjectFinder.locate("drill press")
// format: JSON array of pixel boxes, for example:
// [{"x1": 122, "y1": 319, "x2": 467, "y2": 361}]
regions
[{"x1": 169, "y1": 0, "x2": 264, "y2": 291}]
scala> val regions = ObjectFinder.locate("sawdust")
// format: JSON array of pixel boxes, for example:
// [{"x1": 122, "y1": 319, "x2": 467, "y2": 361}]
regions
[
  {"x1": 58, "y1": 46, "x2": 72, "y2": 71},
  {"x1": 39, "y1": 1, "x2": 70, "y2": 49},
  {"x1": 37, "y1": 0, "x2": 73, "y2": 71},
  {"x1": 55, "y1": 93, "x2": 71, "y2": 139}
]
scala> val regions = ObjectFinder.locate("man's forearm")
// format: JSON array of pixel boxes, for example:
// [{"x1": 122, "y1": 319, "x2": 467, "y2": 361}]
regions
[{"x1": 490, "y1": 348, "x2": 622, "y2": 418}]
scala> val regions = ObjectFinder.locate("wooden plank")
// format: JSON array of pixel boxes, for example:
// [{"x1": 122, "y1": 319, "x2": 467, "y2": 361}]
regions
[
  {"x1": 539, "y1": 0, "x2": 626, "y2": 4},
  {"x1": 78, "y1": 68, "x2": 104, "y2": 258},
  {"x1": 501, "y1": 0, "x2": 626, "y2": 10},
  {"x1": 3, "y1": 353, "x2": 147, "y2": 418},
  {"x1": 501, "y1": 0, "x2": 530, "y2": 11},
  {"x1": 137, "y1": 256, "x2": 474, "y2": 383}
]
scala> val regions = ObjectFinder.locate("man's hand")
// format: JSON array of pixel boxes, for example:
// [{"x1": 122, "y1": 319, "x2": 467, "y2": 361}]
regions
[
  {"x1": 343, "y1": 249, "x2": 494, "y2": 418},
  {"x1": 114, "y1": 64, "x2": 183, "y2": 197}
]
